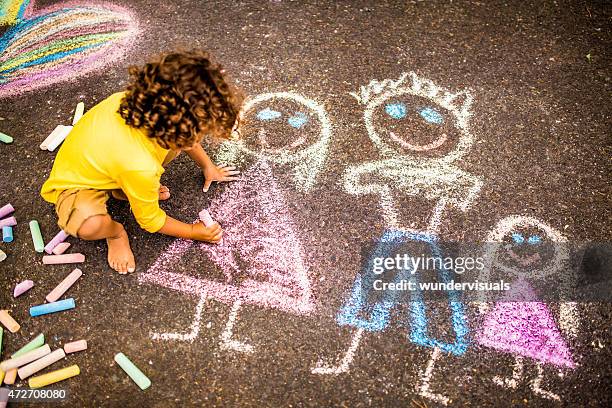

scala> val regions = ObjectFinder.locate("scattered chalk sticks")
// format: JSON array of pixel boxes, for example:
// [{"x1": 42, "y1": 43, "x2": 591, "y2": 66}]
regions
[
  {"x1": 0, "y1": 344, "x2": 51, "y2": 371},
  {"x1": 46, "y1": 268, "x2": 82, "y2": 302},
  {"x1": 13, "y1": 280, "x2": 34, "y2": 298},
  {"x1": 28, "y1": 364, "x2": 79, "y2": 389},
  {"x1": 44, "y1": 230, "x2": 68, "y2": 254},
  {"x1": 30, "y1": 298, "x2": 75, "y2": 317},
  {"x1": 114, "y1": 353, "x2": 151, "y2": 390},
  {"x1": 72, "y1": 102, "x2": 85, "y2": 125},
  {"x1": 29, "y1": 220, "x2": 45, "y2": 252},
  {"x1": 2, "y1": 226, "x2": 12, "y2": 242},
  {"x1": 0, "y1": 310, "x2": 19, "y2": 333},
  {"x1": 63, "y1": 340, "x2": 87, "y2": 354},
  {"x1": 0, "y1": 131, "x2": 12, "y2": 144},
  {"x1": 0, "y1": 203, "x2": 13, "y2": 219},
  {"x1": 52, "y1": 242, "x2": 70, "y2": 255},
  {"x1": 12, "y1": 334, "x2": 45, "y2": 358},
  {"x1": 0, "y1": 217, "x2": 16, "y2": 228},
  {"x1": 42, "y1": 253, "x2": 85, "y2": 264},
  {"x1": 18, "y1": 348, "x2": 66, "y2": 379}
]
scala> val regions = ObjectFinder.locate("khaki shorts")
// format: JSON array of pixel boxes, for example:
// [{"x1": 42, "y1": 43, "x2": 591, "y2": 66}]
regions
[{"x1": 55, "y1": 189, "x2": 111, "y2": 237}]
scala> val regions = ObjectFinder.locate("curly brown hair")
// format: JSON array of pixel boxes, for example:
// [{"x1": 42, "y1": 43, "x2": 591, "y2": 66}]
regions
[{"x1": 118, "y1": 50, "x2": 242, "y2": 149}]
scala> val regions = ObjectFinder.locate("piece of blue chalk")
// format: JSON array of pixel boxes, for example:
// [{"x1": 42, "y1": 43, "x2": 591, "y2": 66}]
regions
[
  {"x1": 30, "y1": 298, "x2": 75, "y2": 317},
  {"x1": 2, "y1": 225, "x2": 13, "y2": 242}
]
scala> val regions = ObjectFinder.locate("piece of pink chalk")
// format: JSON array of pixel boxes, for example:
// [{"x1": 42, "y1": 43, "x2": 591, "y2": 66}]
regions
[
  {"x1": 0, "y1": 216, "x2": 16, "y2": 228},
  {"x1": 0, "y1": 203, "x2": 14, "y2": 219},
  {"x1": 63, "y1": 340, "x2": 87, "y2": 354},
  {"x1": 46, "y1": 268, "x2": 82, "y2": 302},
  {"x1": 42, "y1": 253, "x2": 85, "y2": 265},
  {"x1": 52, "y1": 242, "x2": 71, "y2": 255},
  {"x1": 14, "y1": 280, "x2": 34, "y2": 297},
  {"x1": 44, "y1": 230, "x2": 69, "y2": 254},
  {"x1": 198, "y1": 209, "x2": 215, "y2": 227}
]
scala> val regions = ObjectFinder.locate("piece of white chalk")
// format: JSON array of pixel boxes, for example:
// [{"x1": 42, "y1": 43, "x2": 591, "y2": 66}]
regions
[
  {"x1": 72, "y1": 102, "x2": 85, "y2": 125},
  {"x1": 44, "y1": 230, "x2": 69, "y2": 254},
  {"x1": 0, "y1": 344, "x2": 51, "y2": 371},
  {"x1": 198, "y1": 209, "x2": 215, "y2": 227},
  {"x1": 42, "y1": 253, "x2": 85, "y2": 265},
  {"x1": 18, "y1": 348, "x2": 66, "y2": 379},
  {"x1": 14, "y1": 280, "x2": 34, "y2": 297},
  {"x1": 46, "y1": 125, "x2": 73, "y2": 152},
  {"x1": 40, "y1": 125, "x2": 64, "y2": 150},
  {"x1": 63, "y1": 340, "x2": 87, "y2": 354},
  {"x1": 0, "y1": 249, "x2": 6, "y2": 262},
  {"x1": 46, "y1": 268, "x2": 82, "y2": 302},
  {"x1": 52, "y1": 242, "x2": 71, "y2": 255}
]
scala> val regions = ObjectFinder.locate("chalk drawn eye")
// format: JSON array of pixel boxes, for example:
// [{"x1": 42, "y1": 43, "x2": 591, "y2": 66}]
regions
[
  {"x1": 256, "y1": 108, "x2": 282, "y2": 121},
  {"x1": 385, "y1": 102, "x2": 407, "y2": 119},
  {"x1": 419, "y1": 107, "x2": 444, "y2": 124},
  {"x1": 287, "y1": 112, "x2": 308, "y2": 129},
  {"x1": 512, "y1": 233, "x2": 525, "y2": 244},
  {"x1": 527, "y1": 235, "x2": 541, "y2": 245}
]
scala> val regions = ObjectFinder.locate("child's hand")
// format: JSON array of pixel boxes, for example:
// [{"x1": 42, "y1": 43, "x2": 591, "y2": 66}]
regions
[
  {"x1": 191, "y1": 221, "x2": 223, "y2": 243},
  {"x1": 203, "y1": 164, "x2": 240, "y2": 192}
]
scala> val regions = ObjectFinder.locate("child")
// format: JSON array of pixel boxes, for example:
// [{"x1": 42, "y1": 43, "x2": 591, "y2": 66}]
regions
[{"x1": 41, "y1": 50, "x2": 242, "y2": 274}]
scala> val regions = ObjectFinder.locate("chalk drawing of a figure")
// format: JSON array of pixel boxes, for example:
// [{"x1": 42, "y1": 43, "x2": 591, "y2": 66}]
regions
[
  {"x1": 312, "y1": 72, "x2": 483, "y2": 405},
  {"x1": 476, "y1": 215, "x2": 578, "y2": 401},
  {"x1": 139, "y1": 92, "x2": 332, "y2": 353},
  {"x1": 0, "y1": 0, "x2": 138, "y2": 97}
]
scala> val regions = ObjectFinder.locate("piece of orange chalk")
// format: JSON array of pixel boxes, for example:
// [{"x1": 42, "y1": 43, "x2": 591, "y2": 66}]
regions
[
  {"x1": 46, "y1": 268, "x2": 82, "y2": 302},
  {"x1": 42, "y1": 253, "x2": 85, "y2": 265},
  {"x1": 0, "y1": 310, "x2": 19, "y2": 333},
  {"x1": 63, "y1": 340, "x2": 87, "y2": 354},
  {"x1": 2, "y1": 368, "x2": 16, "y2": 385}
]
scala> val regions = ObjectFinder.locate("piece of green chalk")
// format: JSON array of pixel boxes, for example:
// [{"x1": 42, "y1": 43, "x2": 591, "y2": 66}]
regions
[
  {"x1": 29, "y1": 220, "x2": 45, "y2": 253},
  {"x1": 12, "y1": 333, "x2": 45, "y2": 358},
  {"x1": 0, "y1": 131, "x2": 13, "y2": 144},
  {"x1": 114, "y1": 353, "x2": 151, "y2": 390}
]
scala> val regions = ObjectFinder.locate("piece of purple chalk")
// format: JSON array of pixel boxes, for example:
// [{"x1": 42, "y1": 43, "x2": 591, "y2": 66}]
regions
[
  {"x1": 0, "y1": 203, "x2": 14, "y2": 219},
  {"x1": 14, "y1": 280, "x2": 34, "y2": 297},
  {"x1": 44, "y1": 230, "x2": 69, "y2": 254},
  {"x1": 0, "y1": 216, "x2": 17, "y2": 228}
]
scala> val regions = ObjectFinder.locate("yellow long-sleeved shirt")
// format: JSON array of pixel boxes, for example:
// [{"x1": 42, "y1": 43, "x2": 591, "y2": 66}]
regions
[{"x1": 41, "y1": 92, "x2": 169, "y2": 232}]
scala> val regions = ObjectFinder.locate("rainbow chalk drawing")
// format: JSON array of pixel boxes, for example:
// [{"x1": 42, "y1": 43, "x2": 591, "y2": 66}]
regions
[
  {"x1": 216, "y1": 92, "x2": 332, "y2": 192},
  {"x1": 313, "y1": 72, "x2": 482, "y2": 406},
  {"x1": 139, "y1": 160, "x2": 313, "y2": 352},
  {"x1": 0, "y1": 0, "x2": 138, "y2": 97},
  {"x1": 476, "y1": 215, "x2": 577, "y2": 401}
]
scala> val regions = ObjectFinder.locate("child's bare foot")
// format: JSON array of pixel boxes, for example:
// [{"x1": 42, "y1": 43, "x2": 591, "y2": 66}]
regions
[
  {"x1": 112, "y1": 186, "x2": 170, "y2": 201},
  {"x1": 106, "y1": 229, "x2": 136, "y2": 274}
]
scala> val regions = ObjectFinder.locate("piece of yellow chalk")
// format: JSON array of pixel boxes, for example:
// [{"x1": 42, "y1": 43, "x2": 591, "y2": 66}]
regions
[
  {"x1": 0, "y1": 369, "x2": 4, "y2": 384},
  {"x1": 0, "y1": 310, "x2": 19, "y2": 333},
  {"x1": 72, "y1": 102, "x2": 85, "y2": 125},
  {"x1": 28, "y1": 364, "x2": 80, "y2": 388},
  {"x1": 3, "y1": 368, "x2": 16, "y2": 384},
  {"x1": 63, "y1": 340, "x2": 87, "y2": 354}
]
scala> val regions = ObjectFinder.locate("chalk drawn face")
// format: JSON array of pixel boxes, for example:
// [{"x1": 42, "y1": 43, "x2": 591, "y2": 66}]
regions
[
  {"x1": 239, "y1": 93, "x2": 327, "y2": 156},
  {"x1": 485, "y1": 216, "x2": 568, "y2": 280}
]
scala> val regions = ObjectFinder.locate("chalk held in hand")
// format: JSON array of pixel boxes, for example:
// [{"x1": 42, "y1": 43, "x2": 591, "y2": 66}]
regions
[
  {"x1": 44, "y1": 230, "x2": 68, "y2": 254},
  {"x1": 28, "y1": 364, "x2": 79, "y2": 389},
  {"x1": 0, "y1": 131, "x2": 12, "y2": 144},
  {"x1": 64, "y1": 340, "x2": 87, "y2": 354},
  {"x1": 0, "y1": 310, "x2": 19, "y2": 333},
  {"x1": 46, "y1": 269, "x2": 82, "y2": 302},
  {"x1": 42, "y1": 253, "x2": 85, "y2": 264},
  {"x1": 29, "y1": 220, "x2": 45, "y2": 252},
  {"x1": 52, "y1": 242, "x2": 70, "y2": 255},
  {"x1": 199, "y1": 209, "x2": 215, "y2": 227},
  {"x1": 0, "y1": 203, "x2": 14, "y2": 219},
  {"x1": 0, "y1": 217, "x2": 16, "y2": 228},
  {"x1": 114, "y1": 353, "x2": 151, "y2": 390},
  {"x1": 18, "y1": 348, "x2": 66, "y2": 379},
  {"x1": 30, "y1": 298, "x2": 75, "y2": 317},
  {"x1": 13, "y1": 280, "x2": 34, "y2": 297},
  {"x1": 2, "y1": 226, "x2": 12, "y2": 242},
  {"x1": 0, "y1": 344, "x2": 51, "y2": 371},
  {"x1": 72, "y1": 102, "x2": 85, "y2": 125}
]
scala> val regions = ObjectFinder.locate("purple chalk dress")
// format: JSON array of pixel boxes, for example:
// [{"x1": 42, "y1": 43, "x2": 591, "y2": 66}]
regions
[{"x1": 475, "y1": 278, "x2": 575, "y2": 368}]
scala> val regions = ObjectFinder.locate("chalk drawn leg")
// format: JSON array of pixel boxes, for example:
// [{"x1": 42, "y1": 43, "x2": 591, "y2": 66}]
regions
[
  {"x1": 531, "y1": 363, "x2": 560, "y2": 401},
  {"x1": 493, "y1": 356, "x2": 523, "y2": 389},
  {"x1": 220, "y1": 300, "x2": 254, "y2": 353},
  {"x1": 417, "y1": 348, "x2": 450, "y2": 406},
  {"x1": 151, "y1": 293, "x2": 207, "y2": 342},
  {"x1": 311, "y1": 328, "x2": 365, "y2": 375}
]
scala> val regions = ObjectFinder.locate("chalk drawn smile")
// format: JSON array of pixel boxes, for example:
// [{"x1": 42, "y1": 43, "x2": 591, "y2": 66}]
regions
[
  {"x1": 388, "y1": 131, "x2": 448, "y2": 152},
  {"x1": 508, "y1": 249, "x2": 541, "y2": 266},
  {"x1": 257, "y1": 128, "x2": 307, "y2": 154}
]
